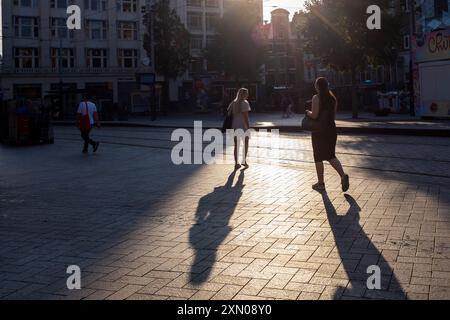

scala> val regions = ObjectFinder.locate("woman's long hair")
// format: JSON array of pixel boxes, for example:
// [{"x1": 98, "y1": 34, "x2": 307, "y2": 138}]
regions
[
  {"x1": 315, "y1": 77, "x2": 336, "y2": 112},
  {"x1": 234, "y1": 88, "x2": 249, "y2": 103}
]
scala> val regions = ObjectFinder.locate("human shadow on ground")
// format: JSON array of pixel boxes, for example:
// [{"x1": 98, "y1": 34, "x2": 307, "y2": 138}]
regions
[
  {"x1": 321, "y1": 192, "x2": 408, "y2": 300},
  {"x1": 189, "y1": 169, "x2": 245, "y2": 285}
]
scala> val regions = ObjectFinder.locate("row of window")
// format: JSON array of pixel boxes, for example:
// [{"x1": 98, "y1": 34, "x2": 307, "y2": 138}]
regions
[
  {"x1": 187, "y1": 0, "x2": 220, "y2": 8},
  {"x1": 187, "y1": 12, "x2": 219, "y2": 31},
  {"x1": 187, "y1": 0, "x2": 239, "y2": 9},
  {"x1": 190, "y1": 35, "x2": 216, "y2": 51},
  {"x1": 13, "y1": 0, "x2": 139, "y2": 12},
  {"x1": 189, "y1": 57, "x2": 217, "y2": 73},
  {"x1": 13, "y1": 47, "x2": 139, "y2": 69},
  {"x1": 13, "y1": 16, "x2": 138, "y2": 40}
]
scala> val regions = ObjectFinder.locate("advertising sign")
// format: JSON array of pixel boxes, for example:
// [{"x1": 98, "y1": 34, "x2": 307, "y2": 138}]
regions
[{"x1": 415, "y1": 28, "x2": 450, "y2": 63}]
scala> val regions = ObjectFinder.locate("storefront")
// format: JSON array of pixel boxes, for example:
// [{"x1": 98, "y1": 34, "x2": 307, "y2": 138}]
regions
[{"x1": 413, "y1": 28, "x2": 450, "y2": 118}]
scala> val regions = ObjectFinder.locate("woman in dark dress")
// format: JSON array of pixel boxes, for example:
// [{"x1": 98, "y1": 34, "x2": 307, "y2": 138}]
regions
[{"x1": 306, "y1": 77, "x2": 349, "y2": 192}]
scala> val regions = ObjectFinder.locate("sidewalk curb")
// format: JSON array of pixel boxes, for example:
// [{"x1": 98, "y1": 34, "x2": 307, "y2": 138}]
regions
[{"x1": 54, "y1": 121, "x2": 450, "y2": 137}]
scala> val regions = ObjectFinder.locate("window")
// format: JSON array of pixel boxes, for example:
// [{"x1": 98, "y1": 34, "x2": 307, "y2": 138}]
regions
[
  {"x1": 86, "y1": 20, "x2": 108, "y2": 40},
  {"x1": 206, "y1": 0, "x2": 219, "y2": 8},
  {"x1": 190, "y1": 58, "x2": 203, "y2": 73},
  {"x1": 288, "y1": 73, "x2": 296, "y2": 86},
  {"x1": 403, "y1": 35, "x2": 410, "y2": 50},
  {"x1": 206, "y1": 36, "x2": 216, "y2": 49},
  {"x1": 434, "y1": 0, "x2": 449, "y2": 18},
  {"x1": 14, "y1": 16, "x2": 39, "y2": 38},
  {"x1": 85, "y1": 0, "x2": 107, "y2": 11},
  {"x1": 13, "y1": 0, "x2": 39, "y2": 7},
  {"x1": 377, "y1": 66, "x2": 384, "y2": 83},
  {"x1": 50, "y1": 0, "x2": 68, "y2": 8},
  {"x1": 50, "y1": 18, "x2": 74, "y2": 39},
  {"x1": 402, "y1": 0, "x2": 410, "y2": 12},
  {"x1": 86, "y1": 49, "x2": 108, "y2": 68},
  {"x1": 207, "y1": 59, "x2": 218, "y2": 72},
  {"x1": 51, "y1": 48, "x2": 75, "y2": 68},
  {"x1": 187, "y1": 12, "x2": 202, "y2": 30},
  {"x1": 14, "y1": 47, "x2": 39, "y2": 69},
  {"x1": 190, "y1": 36, "x2": 203, "y2": 51},
  {"x1": 117, "y1": 21, "x2": 137, "y2": 40},
  {"x1": 187, "y1": 0, "x2": 202, "y2": 7},
  {"x1": 206, "y1": 13, "x2": 219, "y2": 31},
  {"x1": 118, "y1": 49, "x2": 138, "y2": 68},
  {"x1": 117, "y1": 0, "x2": 138, "y2": 13}
]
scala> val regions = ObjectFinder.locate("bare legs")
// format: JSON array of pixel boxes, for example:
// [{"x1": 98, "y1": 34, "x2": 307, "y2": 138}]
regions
[
  {"x1": 329, "y1": 158, "x2": 345, "y2": 178},
  {"x1": 234, "y1": 137, "x2": 238, "y2": 166},
  {"x1": 314, "y1": 161, "x2": 325, "y2": 184},
  {"x1": 234, "y1": 137, "x2": 250, "y2": 167},
  {"x1": 314, "y1": 158, "x2": 347, "y2": 187},
  {"x1": 243, "y1": 137, "x2": 249, "y2": 166}
]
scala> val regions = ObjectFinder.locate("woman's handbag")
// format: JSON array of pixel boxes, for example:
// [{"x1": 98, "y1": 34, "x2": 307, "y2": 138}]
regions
[
  {"x1": 301, "y1": 115, "x2": 320, "y2": 132},
  {"x1": 222, "y1": 105, "x2": 233, "y2": 133},
  {"x1": 222, "y1": 113, "x2": 233, "y2": 133}
]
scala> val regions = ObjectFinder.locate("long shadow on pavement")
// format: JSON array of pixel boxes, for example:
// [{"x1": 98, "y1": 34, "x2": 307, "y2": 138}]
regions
[
  {"x1": 189, "y1": 169, "x2": 245, "y2": 285},
  {"x1": 321, "y1": 192, "x2": 408, "y2": 300}
]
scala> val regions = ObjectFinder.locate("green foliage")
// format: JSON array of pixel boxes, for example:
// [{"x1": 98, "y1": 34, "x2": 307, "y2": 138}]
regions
[
  {"x1": 204, "y1": 1, "x2": 265, "y2": 84},
  {"x1": 296, "y1": 0, "x2": 402, "y2": 70},
  {"x1": 294, "y1": 0, "x2": 403, "y2": 117},
  {"x1": 143, "y1": 0, "x2": 191, "y2": 79}
]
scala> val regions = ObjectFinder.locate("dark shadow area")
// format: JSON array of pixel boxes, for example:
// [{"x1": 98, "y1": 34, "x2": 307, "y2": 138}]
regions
[
  {"x1": 0, "y1": 138, "x2": 207, "y2": 299},
  {"x1": 336, "y1": 136, "x2": 450, "y2": 183},
  {"x1": 321, "y1": 192, "x2": 408, "y2": 300},
  {"x1": 189, "y1": 169, "x2": 245, "y2": 285}
]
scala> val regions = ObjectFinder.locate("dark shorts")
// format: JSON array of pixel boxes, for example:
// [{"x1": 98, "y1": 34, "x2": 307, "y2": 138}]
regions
[{"x1": 312, "y1": 130, "x2": 337, "y2": 162}]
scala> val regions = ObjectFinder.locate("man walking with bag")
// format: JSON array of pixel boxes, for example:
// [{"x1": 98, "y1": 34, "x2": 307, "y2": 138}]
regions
[{"x1": 76, "y1": 94, "x2": 100, "y2": 154}]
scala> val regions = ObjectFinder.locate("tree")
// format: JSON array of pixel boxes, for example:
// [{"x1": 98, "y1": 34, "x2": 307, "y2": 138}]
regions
[
  {"x1": 143, "y1": 0, "x2": 190, "y2": 112},
  {"x1": 295, "y1": 0, "x2": 402, "y2": 118},
  {"x1": 204, "y1": 1, "x2": 265, "y2": 88}
]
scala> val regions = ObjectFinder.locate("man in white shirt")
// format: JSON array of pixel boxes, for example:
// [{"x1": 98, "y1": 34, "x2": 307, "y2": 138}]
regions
[{"x1": 76, "y1": 94, "x2": 100, "y2": 153}]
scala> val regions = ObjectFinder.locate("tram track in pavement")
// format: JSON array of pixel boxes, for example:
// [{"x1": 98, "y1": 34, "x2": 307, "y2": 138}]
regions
[
  {"x1": 56, "y1": 132, "x2": 450, "y2": 180},
  {"x1": 56, "y1": 131, "x2": 450, "y2": 165}
]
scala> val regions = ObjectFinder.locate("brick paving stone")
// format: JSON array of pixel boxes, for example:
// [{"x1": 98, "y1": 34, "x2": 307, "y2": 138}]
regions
[
  {"x1": 298, "y1": 292, "x2": 321, "y2": 300},
  {"x1": 291, "y1": 269, "x2": 316, "y2": 283},
  {"x1": 2, "y1": 128, "x2": 450, "y2": 300},
  {"x1": 155, "y1": 287, "x2": 197, "y2": 299},
  {"x1": 266, "y1": 273, "x2": 294, "y2": 289},
  {"x1": 189, "y1": 290, "x2": 216, "y2": 300},
  {"x1": 83, "y1": 290, "x2": 115, "y2": 300},
  {"x1": 258, "y1": 288, "x2": 299, "y2": 300},
  {"x1": 211, "y1": 284, "x2": 242, "y2": 300}
]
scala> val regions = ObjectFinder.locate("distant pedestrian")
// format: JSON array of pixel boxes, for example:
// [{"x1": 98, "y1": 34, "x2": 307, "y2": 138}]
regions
[
  {"x1": 76, "y1": 94, "x2": 100, "y2": 154},
  {"x1": 227, "y1": 88, "x2": 251, "y2": 170},
  {"x1": 306, "y1": 77, "x2": 349, "y2": 192},
  {"x1": 282, "y1": 95, "x2": 294, "y2": 118}
]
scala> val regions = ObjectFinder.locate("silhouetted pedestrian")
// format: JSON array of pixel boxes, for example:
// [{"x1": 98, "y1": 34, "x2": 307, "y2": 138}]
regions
[
  {"x1": 306, "y1": 77, "x2": 349, "y2": 192},
  {"x1": 76, "y1": 94, "x2": 100, "y2": 154}
]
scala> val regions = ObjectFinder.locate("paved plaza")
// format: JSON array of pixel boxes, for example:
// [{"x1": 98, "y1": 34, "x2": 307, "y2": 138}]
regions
[{"x1": 1, "y1": 127, "x2": 450, "y2": 300}]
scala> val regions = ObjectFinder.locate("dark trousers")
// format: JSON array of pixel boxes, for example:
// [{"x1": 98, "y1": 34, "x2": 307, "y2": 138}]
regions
[{"x1": 80, "y1": 129, "x2": 96, "y2": 151}]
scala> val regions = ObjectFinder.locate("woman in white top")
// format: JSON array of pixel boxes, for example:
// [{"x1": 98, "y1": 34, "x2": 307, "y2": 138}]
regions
[{"x1": 227, "y1": 88, "x2": 251, "y2": 169}]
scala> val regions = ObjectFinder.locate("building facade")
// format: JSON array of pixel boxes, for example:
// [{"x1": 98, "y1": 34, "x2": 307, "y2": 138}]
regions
[
  {"x1": 260, "y1": 8, "x2": 302, "y2": 110},
  {"x1": 169, "y1": 0, "x2": 263, "y2": 110},
  {"x1": 1, "y1": 0, "x2": 153, "y2": 119},
  {"x1": 412, "y1": 0, "x2": 450, "y2": 118},
  {"x1": 297, "y1": 1, "x2": 415, "y2": 113}
]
